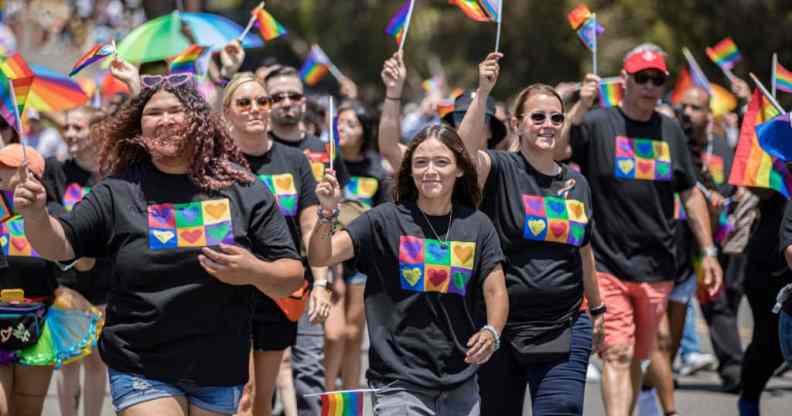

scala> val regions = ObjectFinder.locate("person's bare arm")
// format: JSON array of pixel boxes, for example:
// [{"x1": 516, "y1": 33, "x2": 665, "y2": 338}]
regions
[{"x1": 378, "y1": 51, "x2": 408, "y2": 173}]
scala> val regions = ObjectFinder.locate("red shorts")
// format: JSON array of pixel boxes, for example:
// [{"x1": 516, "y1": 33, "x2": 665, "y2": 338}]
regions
[{"x1": 597, "y1": 272, "x2": 673, "y2": 360}]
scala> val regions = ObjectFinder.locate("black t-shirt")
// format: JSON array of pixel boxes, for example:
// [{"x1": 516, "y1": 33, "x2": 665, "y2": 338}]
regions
[
  {"x1": 571, "y1": 107, "x2": 697, "y2": 282},
  {"x1": 0, "y1": 214, "x2": 60, "y2": 301},
  {"x1": 343, "y1": 150, "x2": 392, "y2": 209},
  {"x1": 43, "y1": 158, "x2": 111, "y2": 305},
  {"x1": 346, "y1": 202, "x2": 504, "y2": 390},
  {"x1": 244, "y1": 141, "x2": 318, "y2": 323},
  {"x1": 270, "y1": 131, "x2": 350, "y2": 186},
  {"x1": 481, "y1": 151, "x2": 592, "y2": 335},
  {"x1": 56, "y1": 161, "x2": 300, "y2": 385}
]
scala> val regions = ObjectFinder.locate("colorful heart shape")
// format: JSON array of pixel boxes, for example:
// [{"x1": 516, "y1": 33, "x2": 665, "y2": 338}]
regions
[
  {"x1": 358, "y1": 178, "x2": 378, "y2": 195},
  {"x1": 618, "y1": 159, "x2": 634, "y2": 174},
  {"x1": 402, "y1": 268, "x2": 421, "y2": 286},
  {"x1": 453, "y1": 245, "x2": 473, "y2": 265},
  {"x1": 570, "y1": 204, "x2": 583, "y2": 219},
  {"x1": 656, "y1": 162, "x2": 671, "y2": 177},
  {"x1": 637, "y1": 160, "x2": 653, "y2": 173},
  {"x1": 11, "y1": 237, "x2": 27, "y2": 251},
  {"x1": 205, "y1": 202, "x2": 228, "y2": 220},
  {"x1": 528, "y1": 219, "x2": 546, "y2": 236},
  {"x1": 207, "y1": 223, "x2": 230, "y2": 241},
  {"x1": 180, "y1": 229, "x2": 203, "y2": 244},
  {"x1": 547, "y1": 200, "x2": 566, "y2": 215},
  {"x1": 150, "y1": 206, "x2": 172, "y2": 223},
  {"x1": 0, "y1": 327, "x2": 10, "y2": 342},
  {"x1": 654, "y1": 142, "x2": 668, "y2": 159},
  {"x1": 427, "y1": 243, "x2": 447, "y2": 261},
  {"x1": 402, "y1": 240, "x2": 421, "y2": 261},
  {"x1": 550, "y1": 221, "x2": 567, "y2": 237},
  {"x1": 428, "y1": 268, "x2": 448, "y2": 286},
  {"x1": 181, "y1": 206, "x2": 199, "y2": 222},
  {"x1": 153, "y1": 230, "x2": 174, "y2": 244},
  {"x1": 635, "y1": 141, "x2": 654, "y2": 158},
  {"x1": 526, "y1": 196, "x2": 544, "y2": 213},
  {"x1": 275, "y1": 176, "x2": 293, "y2": 191},
  {"x1": 453, "y1": 271, "x2": 467, "y2": 289}
]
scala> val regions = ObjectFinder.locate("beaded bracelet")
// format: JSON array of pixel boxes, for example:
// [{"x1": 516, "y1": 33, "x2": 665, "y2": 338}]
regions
[{"x1": 481, "y1": 324, "x2": 500, "y2": 351}]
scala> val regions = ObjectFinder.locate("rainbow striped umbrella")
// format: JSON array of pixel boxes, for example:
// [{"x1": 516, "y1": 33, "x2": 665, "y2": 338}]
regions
[
  {"x1": 29, "y1": 65, "x2": 88, "y2": 112},
  {"x1": 118, "y1": 11, "x2": 264, "y2": 63}
]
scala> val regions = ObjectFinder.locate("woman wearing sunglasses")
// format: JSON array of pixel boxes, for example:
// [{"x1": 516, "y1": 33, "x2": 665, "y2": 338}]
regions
[
  {"x1": 309, "y1": 123, "x2": 508, "y2": 416},
  {"x1": 456, "y1": 53, "x2": 605, "y2": 415},
  {"x1": 221, "y1": 73, "x2": 331, "y2": 416},
  {"x1": 12, "y1": 72, "x2": 305, "y2": 416}
]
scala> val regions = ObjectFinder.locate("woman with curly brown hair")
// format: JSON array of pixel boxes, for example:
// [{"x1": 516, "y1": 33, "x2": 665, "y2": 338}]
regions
[
  {"x1": 11, "y1": 72, "x2": 305, "y2": 416},
  {"x1": 308, "y1": 125, "x2": 508, "y2": 416}
]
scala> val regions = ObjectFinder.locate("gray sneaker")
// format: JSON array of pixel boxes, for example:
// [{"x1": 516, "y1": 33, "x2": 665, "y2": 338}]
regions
[{"x1": 679, "y1": 352, "x2": 716, "y2": 376}]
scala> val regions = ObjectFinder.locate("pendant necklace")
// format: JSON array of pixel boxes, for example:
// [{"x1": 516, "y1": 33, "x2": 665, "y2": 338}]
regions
[{"x1": 420, "y1": 206, "x2": 453, "y2": 249}]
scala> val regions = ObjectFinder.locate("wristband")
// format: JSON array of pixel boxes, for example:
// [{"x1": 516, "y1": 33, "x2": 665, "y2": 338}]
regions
[
  {"x1": 702, "y1": 246, "x2": 718, "y2": 257},
  {"x1": 385, "y1": 96, "x2": 402, "y2": 101},
  {"x1": 589, "y1": 303, "x2": 607, "y2": 317},
  {"x1": 313, "y1": 280, "x2": 329, "y2": 289},
  {"x1": 481, "y1": 324, "x2": 500, "y2": 351},
  {"x1": 318, "y1": 207, "x2": 339, "y2": 224}
]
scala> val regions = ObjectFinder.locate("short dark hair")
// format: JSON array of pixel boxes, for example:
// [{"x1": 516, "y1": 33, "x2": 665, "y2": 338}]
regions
[{"x1": 263, "y1": 66, "x2": 300, "y2": 84}]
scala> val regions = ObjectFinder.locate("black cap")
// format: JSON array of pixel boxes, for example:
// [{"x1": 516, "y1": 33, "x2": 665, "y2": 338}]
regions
[{"x1": 442, "y1": 89, "x2": 507, "y2": 148}]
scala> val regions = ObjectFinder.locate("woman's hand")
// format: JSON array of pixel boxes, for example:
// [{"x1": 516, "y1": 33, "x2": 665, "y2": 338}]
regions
[
  {"x1": 316, "y1": 170, "x2": 343, "y2": 211},
  {"x1": 579, "y1": 73, "x2": 601, "y2": 110},
  {"x1": 110, "y1": 57, "x2": 141, "y2": 96},
  {"x1": 307, "y1": 285, "x2": 332, "y2": 324},
  {"x1": 220, "y1": 39, "x2": 245, "y2": 79},
  {"x1": 381, "y1": 51, "x2": 406, "y2": 98},
  {"x1": 465, "y1": 329, "x2": 496, "y2": 364},
  {"x1": 477, "y1": 52, "x2": 503, "y2": 96},
  {"x1": 199, "y1": 243, "x2": 261, "y2": 285},
  {"x1": 9, "y1": 165, "x2": 47, "y2": 220}
]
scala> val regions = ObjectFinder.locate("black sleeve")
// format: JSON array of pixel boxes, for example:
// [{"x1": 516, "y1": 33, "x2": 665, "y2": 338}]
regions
[
  {"x1": 56, "y1": 182, "x2": 114, "y2": 259},
  {"x1": 570, "y1": 116, "x2": 593, "y2": 167},
  {"x1": 670, "y1": 123, "x2": 698, "y2": 193},
  {"x1": 248, "y1": 184, "x2": 301, "y2": 262},
  {"x1": 482, "y1": 150, "x2": 502, "y2": 197},
  {"x1": 297, "y1": 154, "x2": 319, "y2": 210},
  {"x1": 344, "y1": 207, "x2": 379, "y2": 271},
  {"x1": 42, "y1": 157, "x2": 65, "y2": 205},
  {"x1": 779, "y1": 200, "x2": 792, "y2": 253},
  {"x1": 333, "y1": 153, "x2": 351, "y2": 187},
  {"x1": 476, "y1": 215, "x2": 505, "y2": 286}
]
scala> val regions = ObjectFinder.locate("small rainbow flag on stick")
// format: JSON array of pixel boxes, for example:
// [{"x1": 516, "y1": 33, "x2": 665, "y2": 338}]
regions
[
  {"x1": 168, "y1": 45, "x2": 206, "y2": 74},
  {"x1": 774, "y1": 59, "x2": 792, "y2": 94},
  {"x1": 252, "y1": 6, "x2": 287, "y2": 41},
  {"x1": 0, "y1": 53, "x2": 34, "y2": 122},
  {"x1": 728, "y1": 87, "x2": 792, "y2": 197},
  {"x1": 567, "y1": 4, "x2": 593, "y2": 30},
  {"x1": 706, "y1": 37, "x2": 742, "y2": 71},
  {"x1": 567, "y1": 4, "x2": 603, "y2": 74},
  {"x1": 598, "y1": 79, "x2": 623, "y2": 108},
  {"x1": 299, "y1": 47, "x2": 330, "y2": 87},
  {"x1": 449, "y1": 0, "x2": 491, "y2": 22},
  {"x1": 386, "y1": 0, "x2": 415, "y2": 50},
  {"x1": 69, "y1": 44, "x2": 115, "y2": 77},
  {"x1": 0, "y1": 72, "x2": 21, "y2": 132},
  {"x1": 320, "y1": 391, "x2": 364, "y2": 416}
]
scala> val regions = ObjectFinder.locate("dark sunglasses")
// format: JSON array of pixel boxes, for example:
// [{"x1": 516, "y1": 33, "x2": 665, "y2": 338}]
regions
[
  {"x1": 234, "y1": 96, "x2": 271, "y2": 111},
  {"x1": 270, "y1": 92, "x2": 304, "y2": 105},
  {"x1": 680, "y1": 103, "x2": 706, "y2": 112},
  {"x1": 140, "y1": 73, "x2": 195, "y2": 90},
  {"x1": 521, "y1": 111, "x2": 565, "y2": 126},
  {"x1": 633, "y1": 72, "x2": 667, "y2": 87}
]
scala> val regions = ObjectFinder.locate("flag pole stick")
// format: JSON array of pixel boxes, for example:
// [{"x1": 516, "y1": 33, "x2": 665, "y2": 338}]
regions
[
  {"x1": 749, "y1": 72, "x2": 785, "y2": 114},
  {"x1": 399, "y1": 0, "x2": 416, "y2": 51},
  {"x1": 239, "y1": 2, "x2": 265, "y2": 41},
  {"x1": 328, "y1": 96, "x2": 335, "y2": 172},
  {"x1": 8, "y1": 85, "x2": 25, "y2": 162},
  {"x1": 494, "y1": 1, "x2": 503, "y2": 53},
  {"x1": 591, "y1": 13, "x2": 598, "y2": 76},
  {"x1": 772, "y1": 52, "x2": 778, "y2": 99},
  {"x1": 721, "y1": 66, "x2": 737, "y2": 83}
]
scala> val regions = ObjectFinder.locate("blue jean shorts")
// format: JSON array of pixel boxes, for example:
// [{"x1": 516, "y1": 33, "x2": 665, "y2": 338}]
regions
[
  {"x1": 108, "y1": 368, "x2": 243, "y2": 414},
  {"x1": 344, "y1": 271, "x2": 368, "y2": 285},
  {"x1": 669, "y1": 272, "x2": 697, "y2": 304}
]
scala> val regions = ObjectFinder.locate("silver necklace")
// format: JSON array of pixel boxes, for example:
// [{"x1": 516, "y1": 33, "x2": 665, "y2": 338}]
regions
[{"x1": 420, "y1": 206, "x2": 453, "y2": 249}]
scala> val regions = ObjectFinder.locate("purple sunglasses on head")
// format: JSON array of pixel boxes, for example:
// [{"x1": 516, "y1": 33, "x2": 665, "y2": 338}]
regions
[{"x1": 140, "y1": 73, "x2": 195, "y2": 90}]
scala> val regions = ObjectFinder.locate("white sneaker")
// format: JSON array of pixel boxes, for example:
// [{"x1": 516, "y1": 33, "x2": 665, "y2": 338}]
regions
[
  {"x1": 586, "y1": 362, "x2": 601, "y2": 382},
  {"x1": 679, "y1": 352, "x2": 716, "y2": 376}
]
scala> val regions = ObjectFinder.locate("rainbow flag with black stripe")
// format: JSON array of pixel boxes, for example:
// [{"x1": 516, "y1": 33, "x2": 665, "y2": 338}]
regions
[
  {"x1": 449, "y1": 0, "x2": 497, "y2": 22},
  {"x1": 385, "y1": 0, "x2": 411, "y2": 45},
  {"x1": 728, "y1": 88, "x2": 792, "y2": 197},
  {"x1": 69, "y1": 44, "x2": 115, "y2": 77},
  {"x1": 320, "y1": 391, "x2": 364, "y2": 416},
  {"x1": 706, "y1": 37, "x2": 742, "y2": 70},
  {"x1": 253, "y1": 7, "x2": 287, "y2": 41},
  {"x1": 775, "y1": 61, "x2": 792, "y2": 94},
  {"x1": 168, "y1": 45, "x2": 206, "y2": 74}
]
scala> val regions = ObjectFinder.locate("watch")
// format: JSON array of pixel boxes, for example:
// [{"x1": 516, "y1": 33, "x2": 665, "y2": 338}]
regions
[
  {"x1": 589, "y1": 303, "x2": 607, "y2": 317},
  {"x1": 702, "y1": 246, "x2": 718, "y2": 257}
]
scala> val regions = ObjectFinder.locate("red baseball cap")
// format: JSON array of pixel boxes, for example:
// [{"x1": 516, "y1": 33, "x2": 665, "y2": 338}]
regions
[{"x1": 623, "y1": 49, "x2": 669, "y2": 75}]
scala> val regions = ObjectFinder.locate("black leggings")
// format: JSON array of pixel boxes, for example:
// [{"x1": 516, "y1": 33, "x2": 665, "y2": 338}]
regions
[{"x1": 740, "y1": 270, "x2": 791, "y2": 402}]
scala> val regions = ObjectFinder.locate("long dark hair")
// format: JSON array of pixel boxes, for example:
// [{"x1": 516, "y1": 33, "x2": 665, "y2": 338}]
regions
[
  {"x1": 338, "y1": 100, "x2": 374, "y2": 151},
  {"x1": 94, "y1": 80, "x2": 253, "y2": 191},
  {"x1": 394, "y1": 124, "x2": 481, "y2": 207}
]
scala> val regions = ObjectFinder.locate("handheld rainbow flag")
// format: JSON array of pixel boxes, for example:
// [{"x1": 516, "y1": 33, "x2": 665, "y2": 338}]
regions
[
  {"x1": 320, "y1": 391, "x2": 365, "y2": 416},
  {"x1": 449, "y1": 0, "x2": 491, "y2": 22},
  {"x1": 0, "y1": 53, "x2": 34, "y2": 122},
  {"x1": 774, "y1": 59, "x2": 792, "y2": 94},
  {"x1": 567, "y1": 4, "x2": 603, "y2": 74},
  {"x1": 576, "y1": 16, "x2": 604, "y2": 51},
  {"x1": 479, "y1": 0, "x2": 501, "y2": 22},
  {"x1": 728, "y1": 88, "x2": 792, "y2": 197},
  {"x1": 386, "y1": 0, "x2": 415, "y2": 50},
  {"x1": 252, "y1": 6, "x2": 287, "y2": 41},
  {"x1": 757, "y1": 112, "x2": 792, "y2": 162},
  {"x1": 706, "y1": 37, "x2": 742, "y2": 71},
  {"x1": 299, "y1": 47, "x2": 330, "y2": 87},
  {"x1": 0, "y1": 71, "x2": 20, "y2": 132},
  {"x1": 598, "y1": 79, "x2": 623, "y2": 108},
  {"x1": 69, "y1": 44, "x2": 115, "y2": 77},
  {"x1": 168, "y1": 45, "x2": 207, "y2": 74},
  {"x1": 567, "y1": 4, "x2": 592, "y2": 30}
]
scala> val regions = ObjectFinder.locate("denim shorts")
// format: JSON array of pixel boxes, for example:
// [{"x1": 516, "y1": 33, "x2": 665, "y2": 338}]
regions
[
  {"x1": 344, "y1": 271, "x2": 368, "y2": 285},
  {"x1": 108, "y1": 368, "x2": 243, "y2": 414},
  {"x1": 780, "y1": 310, "x2": 792, "y2": 367},
  {"x1": 669, "y1": 272, "x2": 697, "y2": 304}
]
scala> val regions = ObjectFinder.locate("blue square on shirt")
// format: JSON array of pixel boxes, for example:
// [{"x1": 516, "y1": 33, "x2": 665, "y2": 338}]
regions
[
  {"x1": 523, "y1": 216, "x2": 548, "y2": 241},
  {"x1": 399, "y1": 264, "x2": 424, "y2": 292},
  {"x1": 149, "y1": 227, "x2": 178, "y2": 250},
  {"x1": 614, "y1": 157, "x2": 636, "y2": 179}
]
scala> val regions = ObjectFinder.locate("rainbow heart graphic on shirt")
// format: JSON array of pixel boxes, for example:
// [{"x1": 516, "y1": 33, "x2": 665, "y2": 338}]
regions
[
  {"x1": 0, "y1": 216, "x2": 39, "y2": 257},
  {"x1": 398, "y1": 236, "x2": 476, "y2": 296},
  {"x1": 305, "y1": 150, "x2": 330, "y2": 181},
  {"x1": 614, "y1": 136, "x2": 672, "y2": 181},
  {"x1": 258, "y1": 174, "x2": 299, "y2": 217},
  {"x1": 702, "y1": 153, "x2": 725, "y2": 184},
  {"x1": 522, "y1": 195, "x2": 588, "y2": 246},
  {"x1": 344, "y1": 176, "x2": 379, "y2": 208},
  {"x1": 147, "y1": 198, "x2": 234, "y2": 250},
  {"x1": 63, "y1": 183, "x2": 92, "y2": 211}
]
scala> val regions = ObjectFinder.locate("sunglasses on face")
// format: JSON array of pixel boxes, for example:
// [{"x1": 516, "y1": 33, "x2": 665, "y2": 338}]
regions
[
  {"x1": 269, "y1": 92, "x2": 304, "y2": 105},
  {"x1": 234, "y1": 96, "x2": 271, "y2": 111},
  {"x1": 140, "y1": 73, "x2": 195, "y2": 90},
  {"x1": 633, "y1": 72, "x2": 667, "y2": 87},
  {"x1": 520, "y1": 112, "x2": 565, "y2": 126},
  {"x1": 680, "y1": 103, "x2": 706, "y2": 112}
]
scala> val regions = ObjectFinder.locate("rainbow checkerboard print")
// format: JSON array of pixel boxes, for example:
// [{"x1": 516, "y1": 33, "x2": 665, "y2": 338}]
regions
[
  {"x1": 398, "y1": 236, "x2": 476, "y2": 296},
  {"x1": 0, "y1": 216, "x2": 38, "y2": 257},
  {"x1": 147, "y1": 198, "x2": 234, "y2": 250},
  {"x1": 344, "y1": 176, "x2": 379, "y2": 208},
  {"x1": 63, "y1": 183, "x2": 91, "y2": 211},
  {"x1": 258, "y1": 174, "x2": 298, "y2": 217},
  {"x1": 703, "y1": 153, "x2": 725, "y2": 184},
  {"x1": 614, "y1": 136, "x2": 672, "y2": 181},
  {"x1": 522, "y1": 195, "x2": 588, "y2": 246}
]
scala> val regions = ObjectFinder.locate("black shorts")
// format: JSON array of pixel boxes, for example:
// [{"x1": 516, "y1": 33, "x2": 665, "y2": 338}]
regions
[{"x1": 251, "y1": 294, "x2": 298, "y2": 351}]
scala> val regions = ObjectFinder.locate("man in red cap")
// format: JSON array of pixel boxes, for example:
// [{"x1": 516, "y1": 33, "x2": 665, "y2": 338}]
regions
[{"x1": 556, "y1": 43, "x2": 723, "y2": 416}]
